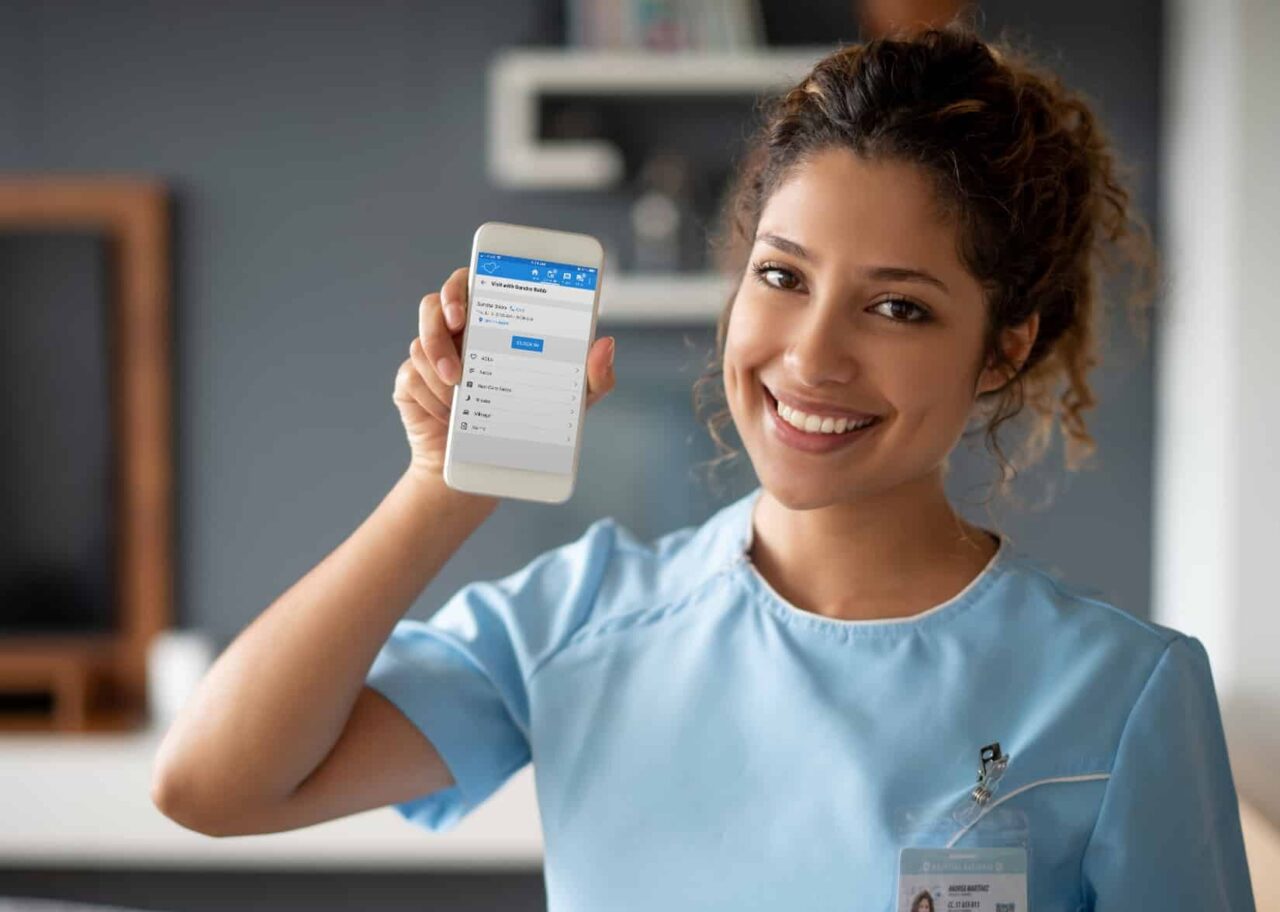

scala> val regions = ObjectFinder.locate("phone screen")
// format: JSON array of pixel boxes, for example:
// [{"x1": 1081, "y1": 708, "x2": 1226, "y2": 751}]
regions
[{"x1": 450, "y1": 251, "x2": 599, "y2": 475}]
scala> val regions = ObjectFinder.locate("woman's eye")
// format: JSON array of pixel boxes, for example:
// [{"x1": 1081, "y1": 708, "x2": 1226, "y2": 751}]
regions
[
  {"x1": 750, "y1": 261, "x2": 800, "y2": 291},
  {"x1": 871, "y1": 297, "x2": 932, "y2": 323},
  {"x1": 749, "y1": 261, "x2": 932, "y2": 323}
]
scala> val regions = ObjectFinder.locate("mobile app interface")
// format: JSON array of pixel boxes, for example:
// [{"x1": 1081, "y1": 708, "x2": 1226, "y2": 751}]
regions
[{"x1": 452, "y1": 251, "x2": 598, "y2": 474}]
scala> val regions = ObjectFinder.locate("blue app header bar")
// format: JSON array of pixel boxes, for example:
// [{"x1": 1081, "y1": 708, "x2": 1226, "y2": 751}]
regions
[{"x1": 476, "y1": 251, "x2": 598, "y2": 291}]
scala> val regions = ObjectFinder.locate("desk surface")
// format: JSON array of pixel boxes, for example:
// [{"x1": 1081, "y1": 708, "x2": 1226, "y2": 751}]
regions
[{"x1": 0, "y1": 725, "x2": 543, "y2": 869}]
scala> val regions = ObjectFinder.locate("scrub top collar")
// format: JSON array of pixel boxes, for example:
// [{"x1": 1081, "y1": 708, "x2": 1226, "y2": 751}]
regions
[{"x1": 724, "y1": 485, "x2": 1014, "y2": 637}]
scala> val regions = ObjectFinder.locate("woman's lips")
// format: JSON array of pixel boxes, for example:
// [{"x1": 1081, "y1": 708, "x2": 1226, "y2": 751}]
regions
[{"x1": 763, "y1": 384, "x2": 883, "y2": 454}]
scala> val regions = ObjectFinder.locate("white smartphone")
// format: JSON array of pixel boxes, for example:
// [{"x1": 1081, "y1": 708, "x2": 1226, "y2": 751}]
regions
[{"x1": 442, "y1": 221, "x2": 605, "y2": 504}]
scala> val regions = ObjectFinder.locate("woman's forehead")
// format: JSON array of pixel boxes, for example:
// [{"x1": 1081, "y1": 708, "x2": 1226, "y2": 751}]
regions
[
  {"x1": 757, "y1": 150, "x2": 967, "y2": 289},
  {"x1": 752, "y1": 150, "x2": 957, "y2": 258}
]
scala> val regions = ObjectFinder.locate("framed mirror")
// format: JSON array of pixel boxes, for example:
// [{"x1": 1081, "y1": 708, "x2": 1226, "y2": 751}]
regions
[{"x1": 0, "y1": 178, "x2": 172, "y2": 731}]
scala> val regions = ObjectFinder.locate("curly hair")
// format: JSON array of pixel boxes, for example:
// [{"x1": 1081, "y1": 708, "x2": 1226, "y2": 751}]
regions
[{"x1": 692, "y1": 16, "x2": 1160, "y2": 511}]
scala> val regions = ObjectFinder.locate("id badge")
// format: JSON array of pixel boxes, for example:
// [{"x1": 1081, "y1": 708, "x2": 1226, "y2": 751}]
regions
[
  {"x1": 894, "y1": 742, "x2": 1031, "y2": 912},
  {"x1": 897, "y1": 846, "x2": 1027, "y2": 912}
]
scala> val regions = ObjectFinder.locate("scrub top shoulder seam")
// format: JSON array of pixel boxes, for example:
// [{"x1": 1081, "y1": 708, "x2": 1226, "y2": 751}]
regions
[
  {"x1": 524, "y1": 501, "x2": 756, "y2": 684},
  {"x1": 526, "y1": 556, "x2": 741, "y2": 684},
  {"x1": 1014, "y1": 558, "x2": 1182, "y2": 648},
  {"x1": 409, "y1": 619, "x2": 539, "y2": 742}
]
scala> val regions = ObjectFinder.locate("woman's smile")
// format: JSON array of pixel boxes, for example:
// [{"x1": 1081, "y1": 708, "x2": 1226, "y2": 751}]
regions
[{"x1": 762, "y1": 381, "x2": 885, "y2": 454}]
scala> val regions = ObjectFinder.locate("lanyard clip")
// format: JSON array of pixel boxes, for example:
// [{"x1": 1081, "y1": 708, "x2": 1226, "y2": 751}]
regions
[{"x1": 970, "y1": 741, "x2": 1009, "y2": 806}]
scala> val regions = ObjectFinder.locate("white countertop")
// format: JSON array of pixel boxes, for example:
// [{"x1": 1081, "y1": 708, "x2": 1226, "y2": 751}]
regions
[
  {"x1": 0, "y1": 726, "x2": 543, "y2": 869},
  {"x1": 10, "y1": 723, "x2": 1278, "y2": 902}
]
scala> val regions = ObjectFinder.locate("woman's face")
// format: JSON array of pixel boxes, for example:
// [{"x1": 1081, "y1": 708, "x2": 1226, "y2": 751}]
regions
[{"x1": 723, "y1": 148, "x2": 1028, "y2": 509}]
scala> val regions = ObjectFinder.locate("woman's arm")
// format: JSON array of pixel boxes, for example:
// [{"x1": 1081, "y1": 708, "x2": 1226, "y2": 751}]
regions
[
  {"x1": 1080, "y1": 635, "x2": 1256, "y2": 910},
  {"x1": 150, "y1": 469, "x2": 498, "y2": 834}
]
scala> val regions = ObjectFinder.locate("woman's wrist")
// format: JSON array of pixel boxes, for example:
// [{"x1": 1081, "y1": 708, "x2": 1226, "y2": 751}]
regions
[{"x1": 399, "y1": 462, "x2": 501, "y2": 518}]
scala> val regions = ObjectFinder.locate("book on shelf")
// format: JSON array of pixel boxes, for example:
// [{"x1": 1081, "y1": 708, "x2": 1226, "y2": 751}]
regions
[{"x1": 566, "y1": 0, "x2": 766, "y2": 51}]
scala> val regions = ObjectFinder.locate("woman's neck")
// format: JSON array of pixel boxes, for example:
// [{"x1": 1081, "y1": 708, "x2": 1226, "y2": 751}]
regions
[{"x1": 748, "y1": 472, "x2": 999, "y2": 622}]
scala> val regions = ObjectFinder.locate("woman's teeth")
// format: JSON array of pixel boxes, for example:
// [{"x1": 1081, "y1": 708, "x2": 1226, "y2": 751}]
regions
[{"x1": 774, "y1": 396, "x2": 878, "y2": 435}]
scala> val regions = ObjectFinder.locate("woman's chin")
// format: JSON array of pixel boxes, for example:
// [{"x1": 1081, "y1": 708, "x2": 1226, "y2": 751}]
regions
[{"x1": 755, "y1": 468, "x2": 855, "y2": 511}]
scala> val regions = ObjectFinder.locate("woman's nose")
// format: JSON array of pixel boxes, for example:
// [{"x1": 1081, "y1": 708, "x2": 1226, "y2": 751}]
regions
[{"x1": 783, "y1": 300, "x2": 860, "y2": 385}]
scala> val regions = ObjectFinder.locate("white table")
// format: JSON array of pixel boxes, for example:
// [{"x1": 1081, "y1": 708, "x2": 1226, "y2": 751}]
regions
[{"x1": 0, "y1": 726, "x2": 543, "y2": 869}]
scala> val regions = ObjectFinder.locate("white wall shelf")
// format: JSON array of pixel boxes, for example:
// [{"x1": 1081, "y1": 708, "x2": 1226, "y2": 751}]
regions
[
  {"x1": 0, "y1": 727, "x2": 542, "y2": 868},
  {"x1": 486, "y1": 46, "x2": 823, "y2": 322},
  {"x1": 486, "y1": 46, "x2": 833, "y2": 190},
  {"x1": 598, "y1": 270, "x2": 734, "y2": 324}
]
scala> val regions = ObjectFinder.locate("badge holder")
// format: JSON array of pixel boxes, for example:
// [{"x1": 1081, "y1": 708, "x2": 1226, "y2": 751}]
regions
[{"x1": 894, "y1": 743, "x2": 1031, "y2": 912}]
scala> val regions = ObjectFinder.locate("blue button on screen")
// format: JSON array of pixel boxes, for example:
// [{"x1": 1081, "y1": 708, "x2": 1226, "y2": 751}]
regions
[{"x1": 512, "y1": 335, "x2": 544, "y2": 352}]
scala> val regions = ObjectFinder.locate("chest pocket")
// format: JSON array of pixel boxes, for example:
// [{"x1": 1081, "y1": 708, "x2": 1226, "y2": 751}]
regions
[
  {"x1": 943, "y1": 767, "x2": 1111, "y2": 912},
  {"x1": 946, "y1": 769, "x2": 1111, "y2": 847}
]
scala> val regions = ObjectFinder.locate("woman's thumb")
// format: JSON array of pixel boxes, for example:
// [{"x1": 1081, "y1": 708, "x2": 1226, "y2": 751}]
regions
[{"x1": 585, "y1": 336, "x2": 616, "y2": 406}]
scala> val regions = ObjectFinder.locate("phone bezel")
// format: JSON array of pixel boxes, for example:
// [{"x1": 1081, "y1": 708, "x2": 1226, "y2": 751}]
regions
[{"x1": 441, "y1": 221, "x2": 605, "y2": 504}]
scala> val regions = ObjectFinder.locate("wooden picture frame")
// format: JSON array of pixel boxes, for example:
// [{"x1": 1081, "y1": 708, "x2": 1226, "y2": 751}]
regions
[{"x1": 0, "y1": 177, "x2": 172, "y2": 731}]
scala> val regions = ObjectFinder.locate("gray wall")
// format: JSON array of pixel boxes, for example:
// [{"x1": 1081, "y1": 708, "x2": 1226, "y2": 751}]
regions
[
  {"x1": 0, "y1": 0, "x2": 749, "y2": 649},
  {"x1": 0, "y1": 0, "x2": 1160, "y2": 904},
  {"x1": 0, "y1": 0, "x2": 1162, "y2": 645}
]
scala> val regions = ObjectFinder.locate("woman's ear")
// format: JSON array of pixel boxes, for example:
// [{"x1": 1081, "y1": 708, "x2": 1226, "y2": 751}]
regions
[{"x1": 975, "y1": 311, "x2": 1040, "y2": 396}]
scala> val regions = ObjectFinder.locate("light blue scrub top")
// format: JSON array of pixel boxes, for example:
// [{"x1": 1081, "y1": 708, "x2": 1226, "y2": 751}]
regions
[{"x1": 366, "y1": 486, "x2": 1256, "y2": 911}]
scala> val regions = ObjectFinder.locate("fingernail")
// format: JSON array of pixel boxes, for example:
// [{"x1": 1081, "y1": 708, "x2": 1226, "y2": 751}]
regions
[
  {"x1": 446, "y1": 303, "x2": 463, "y2": 327},
  {"x1": 606, "y1": 337, "x2": 616, "y2": 366},
  {"x1": 436, "y1": 357, "x2": 455, "y2": 383}
]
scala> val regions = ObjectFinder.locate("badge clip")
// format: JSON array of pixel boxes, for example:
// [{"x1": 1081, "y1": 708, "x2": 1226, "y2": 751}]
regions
[
  {"x1": 970, "y1": 741, "x2": 1009, "y2": 807},
  {"x1": 947, "y1": 741, "x2": 1012, "y2": 830}
]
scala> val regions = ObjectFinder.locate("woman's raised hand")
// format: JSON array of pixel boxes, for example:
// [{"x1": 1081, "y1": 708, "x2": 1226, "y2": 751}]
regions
[{"x1": 393, "y1": 266, "x2": 617, "y2": 480}]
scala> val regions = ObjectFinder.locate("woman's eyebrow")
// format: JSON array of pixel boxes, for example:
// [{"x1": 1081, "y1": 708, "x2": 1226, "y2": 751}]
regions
[{"x1": 754, "y1": 232, "x2": 951, "y2": 294}]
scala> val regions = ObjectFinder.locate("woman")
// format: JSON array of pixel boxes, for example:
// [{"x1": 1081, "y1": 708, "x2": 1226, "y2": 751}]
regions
[{"x1": 152, "y1": 20, "x2": 1256, "y2": 912}]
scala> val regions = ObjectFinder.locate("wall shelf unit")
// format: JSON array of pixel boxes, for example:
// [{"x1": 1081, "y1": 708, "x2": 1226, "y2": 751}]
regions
[
  {"x1": 486, "y1": 46, "x2": 832, "y2": 191},
  {"x1": 597, "y1": 269, "x2": 734, "y2": 324},
  {"x1": 486, "y1": 46, "x2": 833, "y2": 322}
]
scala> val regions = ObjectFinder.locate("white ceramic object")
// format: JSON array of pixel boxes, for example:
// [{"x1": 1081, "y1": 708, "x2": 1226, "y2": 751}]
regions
[{"x1": 145, "y1": 629, "x2": 215, "y2": 729}]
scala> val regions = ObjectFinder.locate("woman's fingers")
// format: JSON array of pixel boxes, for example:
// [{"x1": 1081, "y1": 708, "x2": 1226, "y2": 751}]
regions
[
  {"x1": 417, "y1": 269, "x2": 612, "y2": 416},
  {"x1": 393, "y1": 358, "x2": 417, "y2": 411},
  {"x1": 418, "y1": 268, "x2": 471, "y2": 386},
  {"x1": 418, "y1": 291, "x2": 461, "y2": 386},
  {"x1": 440, "y1": 266, "x2": 469, "y2": 331},
  {"x1": 408, "y1": 337, "x2": 454, "y2": 422},
  {"x1": 393, "y1": 356, "x2": 445, "y2": 425},
  {"x1": 583, "y1": 336, "x2": 616, "y2": 410}
]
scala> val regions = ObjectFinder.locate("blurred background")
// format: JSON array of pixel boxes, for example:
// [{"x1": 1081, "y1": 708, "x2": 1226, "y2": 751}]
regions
[{"x1": 0, "y1": 0, "x2": 1276, "y2": 909}]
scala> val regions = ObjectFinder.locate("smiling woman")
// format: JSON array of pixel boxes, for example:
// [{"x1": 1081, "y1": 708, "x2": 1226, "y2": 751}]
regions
[
  {"x1": 677, "y1": 14, "x2": 1171, "y2": 641},
  {"x1": 696, "y1": 23, "x2": 1159, "y2": 507},
  {"x1": 154, "y1": 13, "x2": 1255, "y2": 912}
]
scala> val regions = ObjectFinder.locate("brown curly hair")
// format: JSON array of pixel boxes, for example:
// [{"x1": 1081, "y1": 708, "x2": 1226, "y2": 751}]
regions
[{"x1": 692, "y1": 17, "x2": 1160, "y2": 511}]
